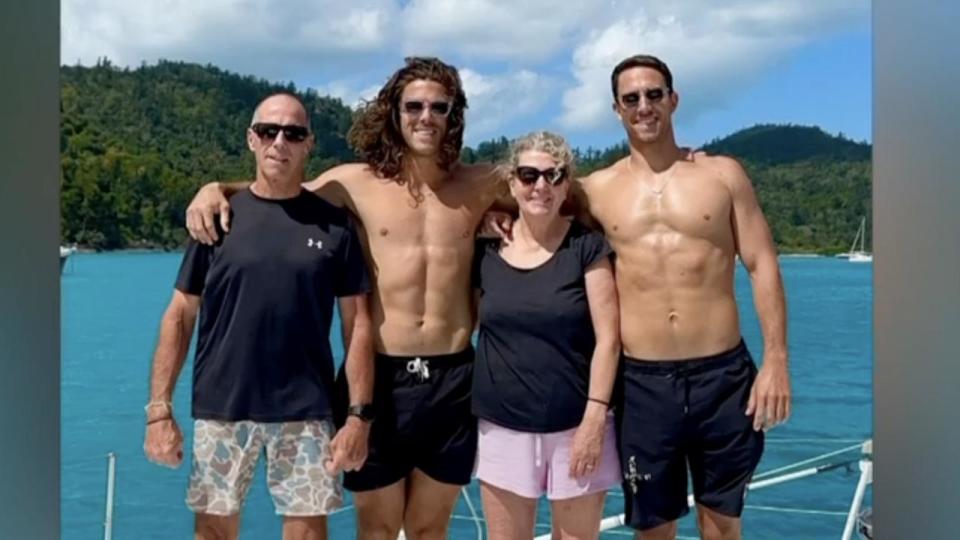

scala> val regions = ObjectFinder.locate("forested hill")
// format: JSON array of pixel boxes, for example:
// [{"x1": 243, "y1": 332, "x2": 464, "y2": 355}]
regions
[
  {"x1": 61, "y1": 61, "x2": 870, "y2": 253},
  {"x1": 703, "y1": 125, "x2": 872, "y2": 253},
  {"x1": 701, "y1": 124, "x2": 870, "y2": 164},
  {"x1": 60, "y1": 60, "x2": 354, "y2": 249}
]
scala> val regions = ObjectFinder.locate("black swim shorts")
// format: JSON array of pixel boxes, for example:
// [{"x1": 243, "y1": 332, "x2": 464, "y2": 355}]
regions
[
  {"x1": 339, "y1": 347, "x2": 477, "y2": 492},
  {"x1": 616, "y1": 339, "x2": 764, "y2": 531}
]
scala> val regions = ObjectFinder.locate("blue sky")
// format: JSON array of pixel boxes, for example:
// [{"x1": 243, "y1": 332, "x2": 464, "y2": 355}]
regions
[
  {"x1": 61, "y1": 0, "x2": 871, "y2": 151},
  {"x1": 681, "y1": 24, "x2": 872, "y2": 149}
]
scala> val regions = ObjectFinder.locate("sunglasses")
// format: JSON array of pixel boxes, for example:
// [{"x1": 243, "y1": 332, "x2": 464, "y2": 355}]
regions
[
  {"x1": 619, "y1": 87, "x2": 671, "y2": 108},
  {"x1": 250, "y1": 123, "x2": 311, "y2": 143},
  {"x1": 515, "y1": 166, "x2": 568, "y2": 186},
  {"x1": 401, "y1": 100, "x2": 453, "y2": 117}
]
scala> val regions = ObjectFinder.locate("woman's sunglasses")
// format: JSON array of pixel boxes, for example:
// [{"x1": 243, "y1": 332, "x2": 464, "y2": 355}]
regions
[{"x1": 514, "y1": 166, "x2": 568, "y2": 186}]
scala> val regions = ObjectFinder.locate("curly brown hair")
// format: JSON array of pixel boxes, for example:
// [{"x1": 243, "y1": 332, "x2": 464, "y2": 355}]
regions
[{"x1": 347, "y1": 57, "x2": 468, "y2": 183}]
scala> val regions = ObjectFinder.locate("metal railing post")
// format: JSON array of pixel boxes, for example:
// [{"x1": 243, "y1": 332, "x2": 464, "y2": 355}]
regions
[{"x1": 103, "y1": 452, "x2": 116, "y2": 540}]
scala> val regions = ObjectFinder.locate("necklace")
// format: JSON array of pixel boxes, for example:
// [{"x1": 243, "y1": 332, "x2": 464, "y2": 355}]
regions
[{"x1": 627, "y1": 157, "x2": 677, "y2": 198}]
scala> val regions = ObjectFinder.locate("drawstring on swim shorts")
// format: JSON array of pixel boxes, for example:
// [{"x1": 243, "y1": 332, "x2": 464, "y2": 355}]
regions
[
  {"x1": 406, "y1": 357, "x2": 430, "y2": 381},
  {"x1": 534, "y1": 435, "x2": 543, "y2": 468}
]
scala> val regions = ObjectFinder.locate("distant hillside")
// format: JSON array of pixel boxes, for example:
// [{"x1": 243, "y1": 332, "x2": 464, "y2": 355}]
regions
[
  {"x1": 704, "y1": 125, "x2": 871, "y2": 253},
  {"x1": 463, "y1": 125, "x2": 872, "y2": 254},
  {"x1": 60, "y1": 60, "x2": 870, "y2": 253},
  {"x1": 60, "y1": 59, "x2": 355, "y2": 249},
  {"x1": 701, "y1": 124, "x2": 871, "y2": 164}
]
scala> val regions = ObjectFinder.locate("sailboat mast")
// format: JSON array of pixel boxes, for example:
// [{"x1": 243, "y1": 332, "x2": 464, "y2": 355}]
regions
[
  {"x1": 859, "y1": 217, "x2": 867, "y2": 252},
  {"x1": 849, "y1": 218, "x2": 863, "y2": 254}
]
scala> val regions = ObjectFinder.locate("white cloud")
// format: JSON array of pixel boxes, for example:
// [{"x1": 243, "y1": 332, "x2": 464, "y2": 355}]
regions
[
  {"x1": 312, "y1": 81, "x2": 383, "y2": 109},
  {"x1": 61, "y1": 0, "x2": 399, "y2": 80},
  {"x1": 315, "y1": 68, "x2": 555, "y2": 139},
  {"x1": 297, "y1": 9, "x2": 391, "y2": 51},
  {"x1": 558, "y1": 0, "x2": 868, "y2": 131},
  {"x1": 61, "y1": 0, "x2": 868, "y2": 139},
  {"x1": 399, "y1": 0, "x2": 606, "y2": 61},
  {"x1": 460, "y1": 68, "x2": 554, "y2": 142}
]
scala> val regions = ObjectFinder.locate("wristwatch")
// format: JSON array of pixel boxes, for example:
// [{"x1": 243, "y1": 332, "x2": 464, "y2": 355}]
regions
[{"x1": 347, "y1": 404, "x2": 375, "y2": 422}]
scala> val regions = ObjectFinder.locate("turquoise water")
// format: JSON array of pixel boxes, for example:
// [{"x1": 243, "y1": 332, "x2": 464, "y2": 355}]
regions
[{"x1": 62, "y1": 253, "x2": 872, "y2": 539}]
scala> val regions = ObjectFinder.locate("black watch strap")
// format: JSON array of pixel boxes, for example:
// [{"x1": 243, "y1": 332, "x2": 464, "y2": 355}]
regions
[{"x1": 347, "y1": 404, "x2": 375, "y2": 422}]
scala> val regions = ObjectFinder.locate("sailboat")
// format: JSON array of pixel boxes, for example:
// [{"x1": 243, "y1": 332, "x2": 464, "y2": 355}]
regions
[{"x1": 847, "y1": 217, "x2": 873, "y2": 263}]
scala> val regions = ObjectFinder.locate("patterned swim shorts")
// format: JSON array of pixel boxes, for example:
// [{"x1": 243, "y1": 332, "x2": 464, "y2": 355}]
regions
[{"x1": 185, "y1": 419, "x2": 343, "y2": 516}]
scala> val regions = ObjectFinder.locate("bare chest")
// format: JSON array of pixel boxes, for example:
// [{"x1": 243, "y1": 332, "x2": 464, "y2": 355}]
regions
[
  {"x1": 354, "y1": 184, "x2": 484, "y2": 250},
  {"x1": 593, "y1": 176, "x2": 734, "y2": 250}
]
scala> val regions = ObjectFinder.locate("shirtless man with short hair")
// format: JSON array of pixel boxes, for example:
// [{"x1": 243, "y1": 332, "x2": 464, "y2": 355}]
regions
[
  {"x1": 185, "y1": 57, "x2": 500, "y2": 540},
  {"x1": 582, "y1": 54, "x2": 791, "y2": 540}
]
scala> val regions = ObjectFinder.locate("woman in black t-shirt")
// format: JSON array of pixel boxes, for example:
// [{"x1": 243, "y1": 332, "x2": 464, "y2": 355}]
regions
[{"x1": 472, "y1": 131, "x2": 621, "y2": 539}]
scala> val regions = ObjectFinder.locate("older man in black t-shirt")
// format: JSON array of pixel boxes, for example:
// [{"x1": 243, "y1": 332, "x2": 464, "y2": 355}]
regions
[{"x1": 143, "y1": 92, "x2": 374, "y2": 540}]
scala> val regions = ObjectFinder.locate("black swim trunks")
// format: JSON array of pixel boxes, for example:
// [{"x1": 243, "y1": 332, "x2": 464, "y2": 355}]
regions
[
  {"x1": 340, "y1": 347, "x2": 477, "y2": 492},
  {"x1": 616, "y1": 339, "x2": 764, "y2": 531}
]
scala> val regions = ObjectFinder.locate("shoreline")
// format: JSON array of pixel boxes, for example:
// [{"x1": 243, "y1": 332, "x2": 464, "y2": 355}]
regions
[{"x1": 63, "y1": 244, "x2": 181, "y2": 254}]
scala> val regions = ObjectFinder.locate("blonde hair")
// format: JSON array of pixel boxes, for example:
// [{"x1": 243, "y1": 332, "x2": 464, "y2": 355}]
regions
[
  {"x1": 498, "y1": 130, "x2": 577, "y2": 181},
  {"x1": 495, "y1": 131, "x2": 585, "y2": 217}
]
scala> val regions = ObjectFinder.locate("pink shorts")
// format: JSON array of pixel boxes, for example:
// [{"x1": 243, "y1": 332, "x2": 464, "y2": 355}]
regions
[{"x1": 475, "y1": 417, "x2": 621, "y2": 500}]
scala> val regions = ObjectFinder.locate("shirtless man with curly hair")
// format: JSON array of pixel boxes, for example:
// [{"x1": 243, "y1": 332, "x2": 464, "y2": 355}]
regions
[{"x1": 185, "y1": 57, "x2": 501, "y2": 540}]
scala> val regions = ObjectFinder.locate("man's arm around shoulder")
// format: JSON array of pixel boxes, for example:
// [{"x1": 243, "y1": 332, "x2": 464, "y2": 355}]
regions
[
  {"x1": 304, "y1": 163, "x2": 370, "y2": 213},
  {"x1": 185, "y1": 180, "x2": 251, "y2": 245}
]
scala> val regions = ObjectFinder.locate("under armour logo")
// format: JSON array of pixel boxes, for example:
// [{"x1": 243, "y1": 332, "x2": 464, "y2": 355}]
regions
[
  {"x1": 624, "y1": 456, "x2": 652, "y2": 494},
  {"x1": 307, "y1": 238, "x2": 323, "y2": 250}
]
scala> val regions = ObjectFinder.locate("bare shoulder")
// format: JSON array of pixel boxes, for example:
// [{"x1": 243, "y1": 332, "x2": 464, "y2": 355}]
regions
[
  {"x1": 306, "y1": 163, "x2": 373, "y2": 190},
  {"x1": 450, "y1": 162, "x2": 501, "y2": 205},
  {"x1": 691, "y1": 154, "x2": 752, "y2": 192},
  {"x1": 455, "y1": 162, "x2": 499, "y2": 186},
  {"x1": 693, "y1": 153, "x2": 748, "y2": 178},
  {"x1": 580, "y1": 158, "x2": 625, "y2": 195},
  {"x1": 305, "y1": 162, "x2": 375, "y2": 210}
]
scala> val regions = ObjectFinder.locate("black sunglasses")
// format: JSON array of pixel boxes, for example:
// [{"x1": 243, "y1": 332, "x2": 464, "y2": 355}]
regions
[
  {"x1": 515, "y1": 166, "x2": 568, "y2": 186},
  {"x1": 401, "y1": 100, "x2": 453, "y2": 117},
  {"x1": 619, "y1": 87, "x2": 671, "y2": 107},
  {"x1": 250, "y1": 123, "x2": 311, "y2": 143}
]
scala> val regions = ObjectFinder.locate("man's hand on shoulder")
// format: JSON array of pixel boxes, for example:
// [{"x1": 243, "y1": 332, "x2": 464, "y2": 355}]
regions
[
  {"x1": 683, "y1": 147, "x2": 711, "y2": 163},
  {"x1": 479, "y1": 211, "x2": 514, "y2": 243},
  {"x1": 186, "y1": 182, "x2": 232, "y2": 245}
]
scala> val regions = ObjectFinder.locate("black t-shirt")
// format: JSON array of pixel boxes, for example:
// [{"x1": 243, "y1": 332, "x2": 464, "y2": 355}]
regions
[
  {"x1": 472, "y1": 221, "x2": 613, "y2": 432},
  {"x1": 175, "y1": 189, "x2": 370, "y2": 422}
]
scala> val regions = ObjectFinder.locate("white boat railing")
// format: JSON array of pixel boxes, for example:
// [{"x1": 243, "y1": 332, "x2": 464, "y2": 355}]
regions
[
  {"x1": 103, "y1": 452, "x2": 116, "y2": 540},
  {"x1": 841, "y1": 440, "x2": 873, "y2": 540},
  {"x1": 459, "y1": 486, "x2": 485, "y2": 539},
  {"x1": 100, "y1": 439, "x2": 871, "y2": 540},
  {"x1": 532, "y1": 439, "x2": 871, "y2": 540}
]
